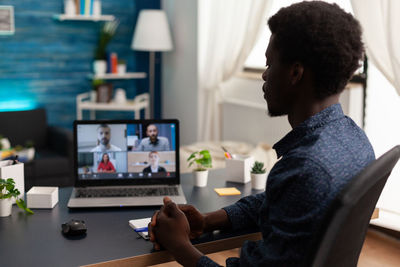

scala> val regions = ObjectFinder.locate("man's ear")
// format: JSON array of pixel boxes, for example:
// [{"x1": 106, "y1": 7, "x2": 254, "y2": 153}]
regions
[{"x1": 290, "y1": 62, "x2": 304, "y2": 85}]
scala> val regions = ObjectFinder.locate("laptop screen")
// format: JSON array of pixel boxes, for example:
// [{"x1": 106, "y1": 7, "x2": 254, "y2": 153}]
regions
[{"x1": 74, "y1": 119, "x2": 180, "y2": 186}]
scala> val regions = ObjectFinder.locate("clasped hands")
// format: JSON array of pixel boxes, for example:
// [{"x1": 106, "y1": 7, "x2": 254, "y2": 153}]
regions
[{"x1": 148, "y1": 197, "x2": 205, "y2": 252}]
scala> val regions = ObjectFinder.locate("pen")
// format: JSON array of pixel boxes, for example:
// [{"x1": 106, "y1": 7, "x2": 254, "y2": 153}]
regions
[
  {"x1": 134, "y1": 227, "x2": 148, "y2": 232},
  {"x1": 221, "y1": 146, "x2": 232, "y2": 159}
]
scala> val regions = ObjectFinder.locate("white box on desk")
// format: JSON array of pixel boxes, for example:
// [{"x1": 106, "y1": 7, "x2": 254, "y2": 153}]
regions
[
  {"x1": 27, "y1": 187, "x2": 58, "y2": 209},
  {"x1": 0, "y1": 162, "x2": 24, "y2": 203},
  {"x1": 225, "y1": 154, "x2": 254, "y2": 184}
]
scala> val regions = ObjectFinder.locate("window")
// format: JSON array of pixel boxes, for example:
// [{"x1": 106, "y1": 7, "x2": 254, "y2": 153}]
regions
[{"x1": 243, "y1": 0, "x2": 354, "y2": 70}]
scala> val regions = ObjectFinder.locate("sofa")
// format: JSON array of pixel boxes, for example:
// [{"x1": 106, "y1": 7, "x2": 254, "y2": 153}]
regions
[{"x1": 0, "y1": 109, "x2": 74, "y2": 190}]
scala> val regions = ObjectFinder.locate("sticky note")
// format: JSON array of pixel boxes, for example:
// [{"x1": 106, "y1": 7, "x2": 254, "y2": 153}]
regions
[{"x1": 214, "y1": 187, "x2": 241, "y2": 196}]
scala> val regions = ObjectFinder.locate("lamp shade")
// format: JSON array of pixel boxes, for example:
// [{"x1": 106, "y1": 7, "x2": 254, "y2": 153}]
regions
[{"x1": 131, "y1": 10, "x2": 173, "y2": 52}]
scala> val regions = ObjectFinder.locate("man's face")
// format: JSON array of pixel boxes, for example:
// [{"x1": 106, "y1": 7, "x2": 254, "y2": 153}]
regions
[
  {"x1": 262, "y1": 35, "x2": 294, "y2": 117},
  {"x1": 97, "y1": 127, "x2": 111, "y2": 146},
  {"x1": 149, "y1": 152, "x2": 159, "y2": 165},
  {"x1": 146, "y1": 125, "x2": 158, "y2": 142}
]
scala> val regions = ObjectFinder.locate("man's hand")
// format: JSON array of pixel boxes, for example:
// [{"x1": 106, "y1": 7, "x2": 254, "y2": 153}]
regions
[
  {"x1": 148, "y1": 200, "x2": 206, "y2": 251},
  {"x1": 150, "y1": 197, "x2": 203, "y2": 267},
  {"x1": 148, "y1": 210, "x2": 161, "y2": 250},
  {"x1": 152, "y1": 197, "x2": 191, "y2": 252},
  {"x1": 178, "y1": 204, "x2": 205, "y2": 239}
]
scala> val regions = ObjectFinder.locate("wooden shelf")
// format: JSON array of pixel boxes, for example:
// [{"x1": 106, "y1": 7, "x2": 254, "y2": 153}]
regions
[
  {"x1": 53, "y1": 14, "x2": 115, "y2": 21},
  {"x1": 89, "y1": 72, "x2": 147, "y2": 80}
]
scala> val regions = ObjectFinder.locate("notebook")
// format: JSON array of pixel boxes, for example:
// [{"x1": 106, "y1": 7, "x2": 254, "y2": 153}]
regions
[
  {"x1": 67, "y1": 119, "x2": 187, "y2": 208},
  {"x1": 129, "y1": 218, "x2": 151, "y2": 240}
]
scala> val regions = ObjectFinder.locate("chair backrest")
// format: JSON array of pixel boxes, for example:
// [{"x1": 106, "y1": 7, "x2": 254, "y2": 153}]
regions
[
  {"x1": 0, "y1": 109, "x2": 48, "y2": 149},
  {"x1": 308, "y1": 145, "x2": 400, "y2": 267}
]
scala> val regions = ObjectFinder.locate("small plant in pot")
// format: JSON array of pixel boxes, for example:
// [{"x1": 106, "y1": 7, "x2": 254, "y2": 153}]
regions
[
  {"x1": 250, "y1": 161, "x2": 268, "y2": 190},
  {"x1": 0, "y1": 178, "x2": 33, "y2": 217},
  {"x1": 93, "y1": 20, "x2": 119, "y2": 75},
  {"x1": 13, "y1": 140, "x2": 35, "y2": 162},
  {"x1": 187, "y1": 150, "x2": 212, "y2": 187}
]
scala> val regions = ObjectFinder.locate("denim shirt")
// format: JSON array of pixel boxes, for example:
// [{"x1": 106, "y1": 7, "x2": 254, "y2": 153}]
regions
[{"x1": 197, "y1": 104, "x2": 375, "y2": 266}]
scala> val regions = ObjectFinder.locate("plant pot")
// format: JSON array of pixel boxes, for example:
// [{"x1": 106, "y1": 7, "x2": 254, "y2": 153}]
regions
[
  {"x1": 16, "y1": 148, "x2": 35, "y2": 162},
  {"x1": 93, "y1": 60, "x2": 107, "y2": 75},
  {"x1": 0, "y1": 198, "x2": 13, "y2": 217},
  {"x1": 193, "y1": 170, "x2": 208, "y2": 187},
  {"x1": 251, "y1": 173, "x2": 268, "y2": 190}
]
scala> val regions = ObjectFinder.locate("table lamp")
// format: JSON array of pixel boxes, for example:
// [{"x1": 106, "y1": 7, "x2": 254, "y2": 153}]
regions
[{"x1": 132, "y1": 9, "x2": 173, "y2": 118}]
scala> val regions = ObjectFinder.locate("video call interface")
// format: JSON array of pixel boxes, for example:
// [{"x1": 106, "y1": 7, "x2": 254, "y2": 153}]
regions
[{"x1": 76, "y1": 123, "x2": 177, "y2": 180}]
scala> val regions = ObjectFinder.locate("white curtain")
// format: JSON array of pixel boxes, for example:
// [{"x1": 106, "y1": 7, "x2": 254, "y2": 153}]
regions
[
  {"x1": 351, "y1": 0, "x2": 400, "y2": 95},
  {"x1": 198, "y1": 0, "x2": 273, "y2": 141}
]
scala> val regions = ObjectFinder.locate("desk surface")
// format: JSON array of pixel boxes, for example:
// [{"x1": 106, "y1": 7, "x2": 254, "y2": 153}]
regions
[{"x1": 0, "y1": 169, "x2": 260, "y2": 267}]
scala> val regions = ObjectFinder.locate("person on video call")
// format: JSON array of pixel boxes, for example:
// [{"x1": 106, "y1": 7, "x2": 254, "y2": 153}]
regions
[
  {"x1": 147, "y1": 2, "x2": 375, "y2": 266},
  {"x1": 97, "y1": 153, "x2": 116, "y2": 173},
  {"x1": 137, "y1": 124, "x2": 170, "y2": 151},
  {"x1": 143, "y1": 151, "x2": 167, "y2": 174},
  {"x1": 91, "y1": 124, "x2": 122, "y2": 152}
]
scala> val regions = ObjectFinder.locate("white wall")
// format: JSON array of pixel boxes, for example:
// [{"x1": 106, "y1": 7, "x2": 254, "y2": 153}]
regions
[
  {"x1": 221, "y1": 76, "x2": 363, "y2": 146},
  {"x1": 162, "y1": 0, "x2": 198, "y2": 146},
  {"x1": 221, "y1": 76, "x2": 291, "y2": 145}
]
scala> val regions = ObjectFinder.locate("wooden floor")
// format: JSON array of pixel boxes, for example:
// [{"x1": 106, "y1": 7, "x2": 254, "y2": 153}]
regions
[{"x1": 151, "y1": 228, "x2": 400, "y2": 267}]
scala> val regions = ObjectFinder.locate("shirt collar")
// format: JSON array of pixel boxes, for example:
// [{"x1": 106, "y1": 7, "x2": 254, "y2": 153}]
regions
[{"x1": 273, "y1": 103, "x2": 344, "y2": 158}]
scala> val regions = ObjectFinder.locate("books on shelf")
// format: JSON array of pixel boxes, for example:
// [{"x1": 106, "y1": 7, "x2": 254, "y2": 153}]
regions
[{"x1": 65, "y1": 0, "x2": 98, "y2": 16}]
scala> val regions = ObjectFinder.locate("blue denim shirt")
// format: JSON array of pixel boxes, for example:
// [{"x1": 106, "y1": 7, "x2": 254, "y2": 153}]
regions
[{"x1": 197, "y1": 104, "x2": 375, "y2": 266}]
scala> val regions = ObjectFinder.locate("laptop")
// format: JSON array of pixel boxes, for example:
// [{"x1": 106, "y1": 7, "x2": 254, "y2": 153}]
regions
[{"x1": 67, "y1": 119, "x2": 187, "y2": 208}]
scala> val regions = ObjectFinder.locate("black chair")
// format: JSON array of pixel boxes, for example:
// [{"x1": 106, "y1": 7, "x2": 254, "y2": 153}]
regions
[
  {"x1": 306, "y1": 145, "x2": 400, "y2": 267},
  {"x1": 0, "y1": 108, "x2": 74, "y2": 189}
]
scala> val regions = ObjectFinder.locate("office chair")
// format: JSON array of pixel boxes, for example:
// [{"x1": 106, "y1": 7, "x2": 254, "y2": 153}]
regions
[{"x1": 306, "y1": 145, "x2": 400, "y2": 267}]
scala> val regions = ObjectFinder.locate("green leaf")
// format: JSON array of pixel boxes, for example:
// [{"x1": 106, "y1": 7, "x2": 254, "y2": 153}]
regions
[
  {"x1": 186, "y1": 152, "x2": 198, "y2": 162},
  {"x1": 16, "y1": 199, "x2": 34, "y2": 214}
]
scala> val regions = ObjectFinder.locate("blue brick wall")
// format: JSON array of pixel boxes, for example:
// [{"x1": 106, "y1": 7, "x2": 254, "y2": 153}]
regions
[{"x1": 0, "y1": 0, "x2": 162, "y2": 128}]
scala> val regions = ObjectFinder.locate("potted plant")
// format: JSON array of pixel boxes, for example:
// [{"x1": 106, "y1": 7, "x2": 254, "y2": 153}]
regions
[
  {"x1": 0, "y1": 178, "x2": 33, "y2": 217},
  {"x1": 93, "y1": 20, "x2": 119, "y2": 75},
  {"x1": 13, "y1": 140, "x2": 35, "y2": 162},
  {"x1": 187, "y1": 150, "x2": 212, "y2": 187},
  {"x1": 91, "y1": 79, "x2": 105, "y2": 102},
  {"x1": 250, "y1": 161, "x2": 268, "y2": 190}
]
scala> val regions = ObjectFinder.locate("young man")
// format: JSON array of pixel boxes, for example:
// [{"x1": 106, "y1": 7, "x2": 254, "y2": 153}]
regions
[
  {"x1": 137, "y1": 124, "x2": 170, "y2": 151},
  {"x1": 91, "y1": 124, "x2": 122, "y2": 152},
  {"x1": 149, "y1": 2, "x2": 375, "y2": 266}
]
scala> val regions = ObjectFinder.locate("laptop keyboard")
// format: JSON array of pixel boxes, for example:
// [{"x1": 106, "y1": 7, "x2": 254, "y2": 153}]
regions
[{"x1": 76, "y1": 187, "x2": 179, "y2": 198}]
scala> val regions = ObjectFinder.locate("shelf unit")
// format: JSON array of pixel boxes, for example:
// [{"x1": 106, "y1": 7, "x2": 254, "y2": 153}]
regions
[
  {"x1": 53, "y1": 14, "x2": 115, "y2": 21},
  {"x1": 76, "y1": 92, "x2": 150, "y2": 120},
  {"x1": 76, "y1": 72, "x2": 149, "y2": 119},
  {"x1": 89, "y1": 72, "x2": 147, "y2": 80}
]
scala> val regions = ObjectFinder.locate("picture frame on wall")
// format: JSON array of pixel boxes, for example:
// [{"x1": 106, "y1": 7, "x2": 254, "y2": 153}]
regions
[
  {"x1": 96, "y1": 83, "x2": 113, "y2": 103},
  {"x1": 0, "y1": 6, "x2": 15, "y2": 35}
]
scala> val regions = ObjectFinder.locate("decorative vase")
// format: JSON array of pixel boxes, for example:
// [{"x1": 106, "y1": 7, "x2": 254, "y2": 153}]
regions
[
  {"x1": 193, "y1": 170, "x2": 208, "y2": 187},
  {"x1": 26, "y1": 147, "x2": 35, "y2": 161},
  {"x1": 114, "y1": 88, "x2": 127, "y2": 104},
  {"x1": 251, "y1": 173, "x2": 268, "y2": 190},
  {"x1": 117, "y1": 63, "x2": 126, "y2": 75},
  {"x1": 64, "y1": 0, "x2": 76, "y2": 16},
  {"x1": 0, "y1": 198, "x2": 13, "y2": 217},
  {"x1": 93, "y1": 60, "x2": 107, "y2": 75},
  {"x1": 0, "y1": 138, "x2": 11, "y2": 150}
]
